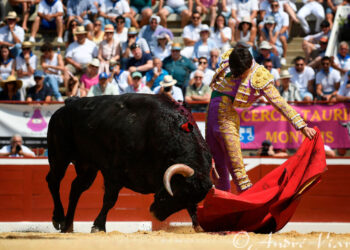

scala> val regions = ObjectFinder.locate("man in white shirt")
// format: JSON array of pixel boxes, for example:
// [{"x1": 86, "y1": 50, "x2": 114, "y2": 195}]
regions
[
  {"x1": 181, "y1": 11, "x2": 202, "y2": 59},
  {"x1": 16, "y1": 41, "x2": 37, "y2": 100},
  {"x1": 88, "y1": 72, "x2": 120, "y2": 96},
  {"x1": 316, "y1": 56, "x2": 341, "y2": 101},
  {"x1": 0, "y1": 134, "x2": 35, "y2": 157},
  {"x1": 125, "y1": 71, "x2": 153, "y2": 94},
  {"x1": 0, "y1": 11, "x2": 24, "y2": 58},
  {"x1": 288, "y1": 56, "x2": 315, "y2": 101},
  {"x1": 29, "y1": 0, "x2": 64, "y2": 43},
  {"x1": 332, "y1": 41, "x2": 350, "y2": 77},
  {"x1": 263, "y1": 58, "x2": 280, "y2": 87},
  {"x1": 336, "y1": 71, "x2": 350, "y2": 101},
  {"x1": 189, "y1": 57, "x2": 215, "y2": 86}
]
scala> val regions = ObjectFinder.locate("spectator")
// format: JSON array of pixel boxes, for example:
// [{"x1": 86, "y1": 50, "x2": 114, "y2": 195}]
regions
[
  {"x1": 109, "y1": 60, "x2": 130, "y2": 94},
  {"x1": 193, "y1": 24, "x2": 216, "y2": 62},
  {"x1": 64, "y1": 26, "x2": 98, "y2": 93},
  {"x1": 316, "y1": 56, "x2": 341, "y2": 101},
  {"x1": 26, "y1": 70, "x2": 53, "y2": 102},
  {"x1": 138, "y1": 15, "x2": 164, "y2": 53},
  {"x1": 100, "y1": 0, "x2": 137, "y2": 28},
  {"x1": 127, "y1": 43, "x2": 153, "y2": 76},
  {"x1": 181, "y1": 11, "x2": 202, "y2": 58},
  {"x1": 9, "y1": 0, "x2": 40, "y2": 32},
  {"x1": 129, "y1": 0, "x2": 153, "y2": 27},
  {"x1": 260, "y1": 1, "x2": 289, "y2": 62},
  {"x1": 278, "y1": 70, "x2": 302, "y2": 101},
  {"x1": 29, "y1": 0, "x2": 64, "y2": 43},
  {"x1": 185, "y1": 70, "x2": 211, "y2": 111},
  {"x1": 152, "y1": 33, "x2": 172, "y2": 61},
  {"x1": 324, "y1": 145, "x2": 336, "y2": 157},
  {"x1": 302, "y1": 20, "x2": 330, "y2": 63},
  {"x1": 259, "y1": 16, "x2": 283, "y2": 59},
  {"x1": 308, "y1": 36, "x2": 328, "y2": 69},
  {"x1": 146, "y1": 57, "x2": 169, "y2": 91},
  {"x1": 80, "y1": 58, "x2": 100, "y2": 92},
  {"x1": 154, "y1": 75, "x2": 184, "y2": 102},
  {"x1": 0, "y1": 11, "x2": 24, "y2": 58},
  {"x1": 332, "y1": 41, "x2": 350, "y2": 76},
  {"x1": 257, "y1": 140, "x2": 288, "y2": 157},
  {"x1": 0, "y1": 45, "x2": 15, "y2": 80},
  {"x1": 66, "y1": 0, "x2": 97, "y2": 33},
  {"x1": 228, "y1": 0, "x2": 258, "y2": 39},
  {"x1": 0, "y1": 75, "x2": 22, "y2": 101},
  {"x1": 87, "y1": 72, "x2": 119, "y2": 96},
  {"x1": 158, "y1": 0, "x2": 192, "y2": 28},
  {"x1": 336, "y1": 71, "x2": 350, "y2": 101},
  {"x1": 263, "y1": 58, "x2": 280, "y2": 87},
  {"x1": 163, "y1": 43, "x2": 197, "y2": 92},
  {"x1": 211, "y1": 14, "x2": 232, "y2": 52},
  {"x1": 114, "y1": 16, "x2": 128, "y2": 44},
  {"x1": 0, "y1": 134, "x2": 35, "y2": 157},
  {"x1": 255, "y1": 41, "x2": 281, "y2": 72},
  {"x1": 208, "y1": 48, "x2": 220, "y2": 70},
  {"x1": 235, "y1": 16, "x2": 256, "y2": 48},
  {"x1": 91, "y1": 17, "x2": 105, "y2": 45},
  {"x1": 121, "y1": 27, "x2": 150, "y2": 60},
  {"x1": 125, "y1": 71, "x2": 153, "y2": 93},
  {"x1": 324, "y1": 0, "x2": 343, "y2": 28},
  {"x1": 189, "y1": 56, "x2": 215, "y2": 86},
  {"x1": 289, "y1": 56, "x2": 315, "y2": 101},
  {"x1": 16, "y1": 41, "x2": 37, "y2": 101},
  {"x1": 194, "y1": 0, "x2": 218, "y2": 27},
  {"x1": 63, "y1": 18, "x2": 78, "y2": 46},
  {"x1": 98, "y1": 24, "x2": 121, "y2": 74},
  {"x1": 40, "y1": 42, "x2": 65, "y2": 102},
  {"x1": 221, "y1": 0, "x2": 235, "y2": 23},
  {"x1": 66, "y1": 74, "x2": 87, "y2": 97},
  {"x1": 297, "y1": 0, "x2": 325, "y2": 35}
]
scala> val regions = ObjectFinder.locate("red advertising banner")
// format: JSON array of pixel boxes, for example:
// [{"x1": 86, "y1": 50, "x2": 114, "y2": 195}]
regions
[{"x1": 237, "y1": 103, "x2": 350, "y2": 149}]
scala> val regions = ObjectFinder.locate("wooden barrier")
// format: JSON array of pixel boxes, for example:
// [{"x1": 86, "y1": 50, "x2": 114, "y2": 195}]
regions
[{"x1": 0, "y1": 158, "x2": 349, "y2": 228}]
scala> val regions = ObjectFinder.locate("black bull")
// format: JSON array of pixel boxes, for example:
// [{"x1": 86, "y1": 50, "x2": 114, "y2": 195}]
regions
[{"x1": 46, "y1": 94, "x2": 212, "y2": 232}]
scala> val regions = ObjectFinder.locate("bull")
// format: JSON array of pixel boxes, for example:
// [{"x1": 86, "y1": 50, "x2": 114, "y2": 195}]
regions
[{"x1": 46, "y1": 94, "x2": 212, "y2": 233}]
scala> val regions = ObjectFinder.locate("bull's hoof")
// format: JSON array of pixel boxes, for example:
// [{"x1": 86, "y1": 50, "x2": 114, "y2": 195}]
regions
[
  {"x1": 52, "y1": 219, "x2": 65, "y2": 231},
  {"x1": 91, "y1": 226, "x2": 105, "y2": 233},
  {"x1": 193, "y1": 225, "x2": 204, "y2": 233},
  {"x1": 61, "y1": 223, "x2": 73, "y2": 233}
]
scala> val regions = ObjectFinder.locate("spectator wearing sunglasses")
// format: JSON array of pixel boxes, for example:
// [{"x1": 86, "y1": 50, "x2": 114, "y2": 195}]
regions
[
  {"x1": 185, "y1": 70, "x2": 211, "y2": 112},
  {"x1": 114, "y1": 15, "x2": 128, "y2": 44},
  {"x1": 189, "y1": 57, "x2": 215, "y2": 86}
]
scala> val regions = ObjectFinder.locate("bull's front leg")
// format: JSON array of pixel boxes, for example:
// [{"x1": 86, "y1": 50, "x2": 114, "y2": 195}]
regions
[{"x1": 187, "y1": 205, "x2": 203, "y2": 232}]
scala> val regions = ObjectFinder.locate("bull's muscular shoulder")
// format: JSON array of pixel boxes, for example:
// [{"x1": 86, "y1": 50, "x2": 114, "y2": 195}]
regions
[{"x1": 251, "y1": 65, "x2": 274, "y2": 90}]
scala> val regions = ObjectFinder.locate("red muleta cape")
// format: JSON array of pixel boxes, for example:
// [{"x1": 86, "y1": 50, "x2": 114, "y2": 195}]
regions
[{"x1": 197, "y1": 127, "x2": 327, "y2": 233}]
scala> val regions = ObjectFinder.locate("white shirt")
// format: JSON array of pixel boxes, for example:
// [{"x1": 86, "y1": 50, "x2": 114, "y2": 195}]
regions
[
  {"x1": 125, "y1": 83, "x2": 153, "y2": 94},
  {"x1": 101, "y1": 0, "x2": 130, "y2": 17},
  {"x1": 289, "y1": 66, "x2": 315, "y2": 93},
  {"x1": 38, "y1": 0, "x2": 64, "y2": 15},
  {"x1": 165, "y1": 0, "x2": 186, "y2": 8},
  {"x1": 110, "y1": 70, "x2": 130, "y2": 94},
  {"x1": 152, "y1": 44, "x2": 172, "y2": 61},
  {"x1": 153, "y1": 85, "x2": 184, "y2": 102},
  {"x1": 333, "y1": 54, "x2": 350, "y2": 73},
  {"x1": 0, "y1": 25, "x2": 25, "y2": 46},
  {"x1": 338, "y1": 79, "x2": 350, "y2": 97},
  {"x1": 190, "y1": 68, "x2": 215, "y2": 86},
  {"x1": 260, "y1": 0, "x2": 284, "y2": 16},
  {"x1": 182, "y1": 24, "x2": 202, "y2": 43},
  {"x1": 16, "y1": 54, "x2": 37, "y2": 79},
  {"x1": 232, "y1": 0, "x2": 259, "y2": 19},
  {"x1": 114, "y1": 27, "x2": 128, "y2": 44},
  {"x1": 270, "y1": 68, "x2": 280, "y2": 81},
  {"x1": 316, "y1": 68, "x2": 341, "y2": 93},
  {"x1": 66, "y1": 39, "x2": 98, "y2": 65},
  {"x1": 87, "y1": 83, "x2": 120, "y2": 96},
  {"x1": 210, "y1": 27, "x2": 232, "y2": 49},
  {"x1": 0, "y1": 145, "x2": 35, "y2": 157}
]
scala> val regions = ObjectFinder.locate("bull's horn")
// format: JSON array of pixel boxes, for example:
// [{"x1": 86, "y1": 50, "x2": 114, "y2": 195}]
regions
[{"x1": 163, "y1": 164, "x2": 195, "y2": 197}]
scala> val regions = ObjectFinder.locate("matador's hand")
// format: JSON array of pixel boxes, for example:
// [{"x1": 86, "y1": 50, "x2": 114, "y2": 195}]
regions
[{"x1": 301, "y1": 127, "x2": 316, "y2": 140}]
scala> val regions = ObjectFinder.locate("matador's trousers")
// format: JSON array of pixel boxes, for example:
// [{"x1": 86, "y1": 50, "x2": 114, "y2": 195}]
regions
[{"x1": 206, "y1": 95, "x2": 253, "y2": 192}]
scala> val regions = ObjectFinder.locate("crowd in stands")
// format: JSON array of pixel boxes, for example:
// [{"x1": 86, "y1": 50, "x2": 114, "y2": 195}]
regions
[{"x1": 0, "y1": 0, "x2": 349, "y2": 105}]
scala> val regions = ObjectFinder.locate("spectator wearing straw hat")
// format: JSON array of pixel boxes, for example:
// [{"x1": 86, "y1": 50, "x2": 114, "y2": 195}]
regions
[
  {"x1": 26, "y1": 70, "x2": 53, "y2": 102},
  {"x1": 28, "y1": 0, "x2": 64, "y2": 44},
  {"x1": 0, "y1": 75, "x2": 22, "y2": 101},
  {"x1": 163, "y1": 43, "x2": 197, "y2": 92},
  {"x1": 125, "y1": 71, "x2": 153, "y2": 94},
  {"x1": 87, "y1": 72, "x2": 119, "y2": 96},
  {"x1": 154, "y1": 75, "x2": 184, "y2": 102},
  {"x1": 0, "y1": 11, "x2": 24, "y2": 58},
  {"x1": 16, "y1": 41, "x2": 37, "y2": 101},
  {"x1": 278, "y1": 70, "x2": 302, "y2": 102}
]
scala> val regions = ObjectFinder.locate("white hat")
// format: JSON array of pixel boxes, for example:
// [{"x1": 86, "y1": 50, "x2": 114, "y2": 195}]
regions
[
  {"x1": 200, "y1": 24, "x2": 210, "y2": 33},
  {"x1": 160, "y1": 75, "x2": 177, "y2": 87},
  {"x1": 265, "y1": 15, "x2": 276, "y2": 24},
  {"x1": 259, "y1": 41, "x2": 272, "y2": 50},
  {"x1": 89, "y1": 58, "x2": 100, "y2": 67},
  {"x1": 279, "y1": 70, "x2": 292, "y2": 79},
  {"x1": 149, "y1": 15, "x2": 160, "y2": 23}
]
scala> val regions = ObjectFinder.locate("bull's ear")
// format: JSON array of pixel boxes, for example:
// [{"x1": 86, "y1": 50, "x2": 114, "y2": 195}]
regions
[{"x1": 181, "y1": 122, "x2": 193, "y2": 133}]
